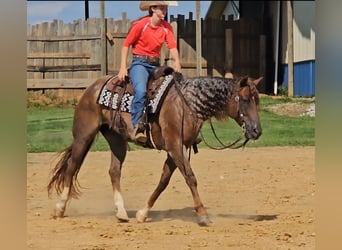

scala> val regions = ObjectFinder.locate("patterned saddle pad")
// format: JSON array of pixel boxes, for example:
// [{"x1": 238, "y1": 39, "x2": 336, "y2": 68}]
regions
[{"x1": 97, "y1": 74, "x2": 174, "y2": 114}]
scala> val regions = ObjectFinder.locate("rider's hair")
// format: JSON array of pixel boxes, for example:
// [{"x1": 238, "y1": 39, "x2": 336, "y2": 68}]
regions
[{"x1": 148, "y1": 6, "x2": 155, "y2": 16}]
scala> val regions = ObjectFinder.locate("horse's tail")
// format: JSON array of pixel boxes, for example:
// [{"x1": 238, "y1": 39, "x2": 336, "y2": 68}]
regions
[{"x1": 47, "y1": 145, "x2": 82, "y2": 199}]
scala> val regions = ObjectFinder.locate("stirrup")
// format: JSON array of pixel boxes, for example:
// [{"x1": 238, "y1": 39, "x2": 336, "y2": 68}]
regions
[{"x1": 134, "y1": 126, "x2": 147, "y2": 144}]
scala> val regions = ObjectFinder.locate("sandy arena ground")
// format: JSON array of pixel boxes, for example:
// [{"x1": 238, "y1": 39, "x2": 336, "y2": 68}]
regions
[{"x1": 27, "y1": 146, "x2": 315, "y2": 250}]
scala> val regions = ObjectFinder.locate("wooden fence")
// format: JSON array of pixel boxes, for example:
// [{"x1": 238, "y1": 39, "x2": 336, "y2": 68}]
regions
[
  {"x1": 173, "y1": 14, "x2": 266, "y2": 84},
  {"x1": 27, "y1": 13, "x2": 267, "y2": 100}
]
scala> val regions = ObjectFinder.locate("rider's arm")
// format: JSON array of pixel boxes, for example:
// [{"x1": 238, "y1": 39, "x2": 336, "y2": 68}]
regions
[{"x1": 118, "y1": 46, "x2": 129, "y2": 80}]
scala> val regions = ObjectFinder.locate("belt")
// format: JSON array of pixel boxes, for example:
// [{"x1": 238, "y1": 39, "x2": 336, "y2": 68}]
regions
[{"x1": 132, "y1": 55, "x2": 160, "y2": 66}]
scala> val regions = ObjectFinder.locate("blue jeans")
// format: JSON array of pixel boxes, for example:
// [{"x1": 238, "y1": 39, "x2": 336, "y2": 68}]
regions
[{"x1": 129, "y1": 59, "x2": 157, "y2": 128}]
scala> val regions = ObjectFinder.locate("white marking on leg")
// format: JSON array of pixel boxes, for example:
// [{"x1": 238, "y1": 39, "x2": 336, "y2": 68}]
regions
[
  {"x1": 114, "y1": 190, "x2": 128, "y2": 221},
  {"x1": 54, "y1": 187, "x2": 69, "y2": 217},
  {"x1": 136, "y1": 205, "x2": 150, "y2": 223},
  {"x1": 60, "y1": 187, "x2": 70, "y2": 201},
  {"x1": 114, "y1": 190, "x2": 125, "y2": 212}
]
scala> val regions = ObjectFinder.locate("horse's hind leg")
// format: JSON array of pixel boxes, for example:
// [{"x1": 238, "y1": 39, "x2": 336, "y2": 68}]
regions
[
  {"x1": 136, "y1": 154, "x2": 177, "y2": 223},
  {"x1": 51, "y1": 137, "x2": 96, "y2": 218},
  {"x1": 48, "y1": 109, "x2": 100, "y2": 218},
  {"x1": 100, "y1": 127, "x2": 129, "y2": 222}
]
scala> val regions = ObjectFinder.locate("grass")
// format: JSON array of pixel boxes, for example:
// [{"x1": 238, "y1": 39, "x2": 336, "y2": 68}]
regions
[{"x1": 27, "y1": 96, "x2": 315, "y2": 153}]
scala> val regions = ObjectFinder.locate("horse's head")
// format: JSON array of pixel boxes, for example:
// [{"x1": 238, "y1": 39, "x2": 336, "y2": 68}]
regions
[{"x1": 232, "y1": 76, "x2": 263, "y2": 140}]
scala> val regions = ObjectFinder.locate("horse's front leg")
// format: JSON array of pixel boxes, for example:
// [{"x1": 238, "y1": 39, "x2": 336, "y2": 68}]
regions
[
  {"x1": 109, "y1": 153, "x2": 129, "y2": 222},
  {"x1": 136, "y1": 154, "x2": 177, "y2": 223},
  {"x1": 172, "y1": 146, "x2": 211, "y2": 226}
]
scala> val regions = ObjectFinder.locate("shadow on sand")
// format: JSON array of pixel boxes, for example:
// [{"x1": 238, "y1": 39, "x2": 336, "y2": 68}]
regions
[{"x1": 216, "y1": 213, "x2": 278, "y2": 221}]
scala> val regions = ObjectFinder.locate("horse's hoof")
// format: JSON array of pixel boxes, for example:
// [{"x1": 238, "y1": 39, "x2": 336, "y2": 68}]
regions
[
  {"x1": 53, "y1": 209, "x2": 65, "y2": 219},
  {"x1": 198, "y1": 216, "x2": 212, "y2": 226},
  {"x1": 136, "y1": 210, "x2": 147, "y2": 223},
  {"x1": 117, "y1": 217, "x2": 129, "y2": 223},
  {"x1": 116, "y1": 211, "x2": 129, "y2": 223}
]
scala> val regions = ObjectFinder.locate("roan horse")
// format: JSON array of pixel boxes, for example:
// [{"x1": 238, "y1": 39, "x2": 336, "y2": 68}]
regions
[{"x1": 47, "y1": 65, "x2": 262, "y2": 226}]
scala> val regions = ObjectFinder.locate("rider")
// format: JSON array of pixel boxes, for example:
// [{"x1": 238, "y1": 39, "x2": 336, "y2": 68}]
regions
[{"x1": 118, "y1": 1, "x2": 181, "y2": 143}]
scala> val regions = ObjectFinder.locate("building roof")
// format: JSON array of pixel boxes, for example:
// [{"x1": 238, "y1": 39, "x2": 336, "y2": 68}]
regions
[{"x1": 205, "y1": 1, "x2": 229, "y2": 20}]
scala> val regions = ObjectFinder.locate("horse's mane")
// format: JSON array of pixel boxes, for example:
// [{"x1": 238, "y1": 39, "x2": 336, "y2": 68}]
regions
[{"x1": 176, "y1": 76, "x2": 238, "y2": 121}]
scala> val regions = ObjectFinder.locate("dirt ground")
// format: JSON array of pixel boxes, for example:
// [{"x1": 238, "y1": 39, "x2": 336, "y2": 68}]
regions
[{"x1": 27, "y1": 146, "x2": 315, "y2": 250}]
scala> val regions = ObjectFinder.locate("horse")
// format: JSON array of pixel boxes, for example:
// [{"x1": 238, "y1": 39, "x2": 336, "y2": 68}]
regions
[{"x1": 47, "y1": 65, "x2": 262, "y2": 226}]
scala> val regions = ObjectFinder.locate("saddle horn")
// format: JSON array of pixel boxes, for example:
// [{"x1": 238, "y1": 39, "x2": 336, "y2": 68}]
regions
[{"x1": 153, "y1": 65, "x2": 175, "y2": 80}]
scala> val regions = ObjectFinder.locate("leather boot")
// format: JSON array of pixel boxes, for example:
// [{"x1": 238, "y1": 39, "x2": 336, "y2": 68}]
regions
[{"x1": 134, "y1": 122, "x2": 147, "y2": 144}]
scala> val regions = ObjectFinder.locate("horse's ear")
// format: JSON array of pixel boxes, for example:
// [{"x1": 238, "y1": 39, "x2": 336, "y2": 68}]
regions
[
  {"x1": 153, "y1": 65, "x2": 175, "y2": 80},
  {"x1": 252, "y1": 77, "x2": 263, "y2": 86},
  {"x1": 238, "y1": 75, "x2": 249, "y2": 87}
]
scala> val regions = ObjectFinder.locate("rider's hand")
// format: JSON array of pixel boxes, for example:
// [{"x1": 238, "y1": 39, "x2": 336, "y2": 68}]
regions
[
  {"x1": 174, "y1": 60, "x2": 181, "y2": 73},
  {"x1": 118, "y1": 67, "x2": 127, "y2": 81}
]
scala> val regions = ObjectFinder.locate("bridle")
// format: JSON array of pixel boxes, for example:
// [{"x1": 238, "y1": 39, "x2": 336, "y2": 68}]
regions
[{"x1": 199, "y1": 89, "x2": 250, "y2": 150}]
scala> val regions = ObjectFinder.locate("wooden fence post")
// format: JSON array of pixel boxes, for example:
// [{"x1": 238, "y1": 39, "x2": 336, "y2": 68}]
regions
[
  {"x1": 100, "y1": 1, "x2": 107, "y2": 76},
  {"x1": 225, "y1": 29, "x2": 233, "y2": 75},
  {"x1": 196, "y1": 0, "x2": 202, "y2": 76},
  {"x1": 259, "y1": 34, "x2": 266, "y2": 92},
  {"x1": 287, "y1": 1, "x2": 294, "y2": 96}
]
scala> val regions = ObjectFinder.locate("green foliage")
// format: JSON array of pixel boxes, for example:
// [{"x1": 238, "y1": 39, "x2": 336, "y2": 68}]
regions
[
  {"x1": 26, "y1": 107, "x2": 144, "y2": 152},
  {"x1": 254, "y1": 110, "x2": 314, "y2": 146},
  {"x1": 27, "y1": 107, "x2": 74, "y2": 152},
  {"x1": 277, "y1": 85, "x2": 288, "y2": 96},
  {"x1": 26, "y1": 96, "x2": 315, "y2": 153},
  {"x1": 199, "y1": 112, "x2": 314, "y2": 148}
]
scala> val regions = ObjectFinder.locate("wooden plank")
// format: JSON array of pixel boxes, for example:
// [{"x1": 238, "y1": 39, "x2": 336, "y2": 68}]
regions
[
  {"x1": 196, "y1": 3, "x2": 202, "y2": 76},
  {"x1": 225, "y1": 29, "x2": 233, "y2": 74},
  {"x1": 27, "y1": 53, "x2": 91, "y2": 59},
  {"x1": 259, "y1": 34, "x2": 267, "y2": 92},
  {"x1": 100, "y1": 1, "x2": 107, "y2": 75},
  {"x1": 106, "y1": 32, "x2": 129, "y2": 38},
  {"x1": 27, "y1": 79, "x2": 97, "y2": 89},
  {"x1": 88, "y1": 18, "x2": 101, "y2": 79},
  {"x1": 180, "y1": 61, "x2": 208, "y2": 68},
  {"x1": 27, "y1": 34, "x2": 101, "y2": 41},
  {"x1": 27, "y1": 64, "x2": 101, "y2": 72},
  {"x1": 44, "y1": 22, "x2": 56, "y2": 79},
  {"x1": 60, "y1": 23, "x2": 72, "y2": 79},
  {"x1": 72, "y1": 21, "x2": 83, "y2": 79}
]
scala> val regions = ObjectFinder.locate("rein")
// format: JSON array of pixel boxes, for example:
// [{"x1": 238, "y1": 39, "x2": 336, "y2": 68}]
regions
[
  {"x1": 199, "y1": 92, "x2": 250, "y2": 150},
  {"x1": 107, "y1": 75, "x2": 127, "y2": 130},
  {"x1": 199, "y1": 120, "x2": 249, "y2": 150}
]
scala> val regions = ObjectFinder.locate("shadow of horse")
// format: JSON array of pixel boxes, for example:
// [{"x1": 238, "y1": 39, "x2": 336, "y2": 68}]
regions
[
  {"x1": 126, "y1": 207, "x2": 197, "y2": 223},
  {"x1": 129, "y1": 208, "x2": 278, "y2": 224},
  {"x1": 217, "y1": 213, "x2": 278, "y2": 221},
  {"x1": 68, "y1": 205, "x2": 277, "y2": 224}
]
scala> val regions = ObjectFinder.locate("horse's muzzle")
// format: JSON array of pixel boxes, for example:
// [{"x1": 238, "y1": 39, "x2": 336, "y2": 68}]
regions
[{"x1": 244, "y1": 122, "x2": 262, "y2": 140}]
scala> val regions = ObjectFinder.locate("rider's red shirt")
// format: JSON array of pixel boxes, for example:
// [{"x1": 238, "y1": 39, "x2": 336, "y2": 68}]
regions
[{"x1": 123, "y1": 16, "x2": 177, "y2": 57}]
